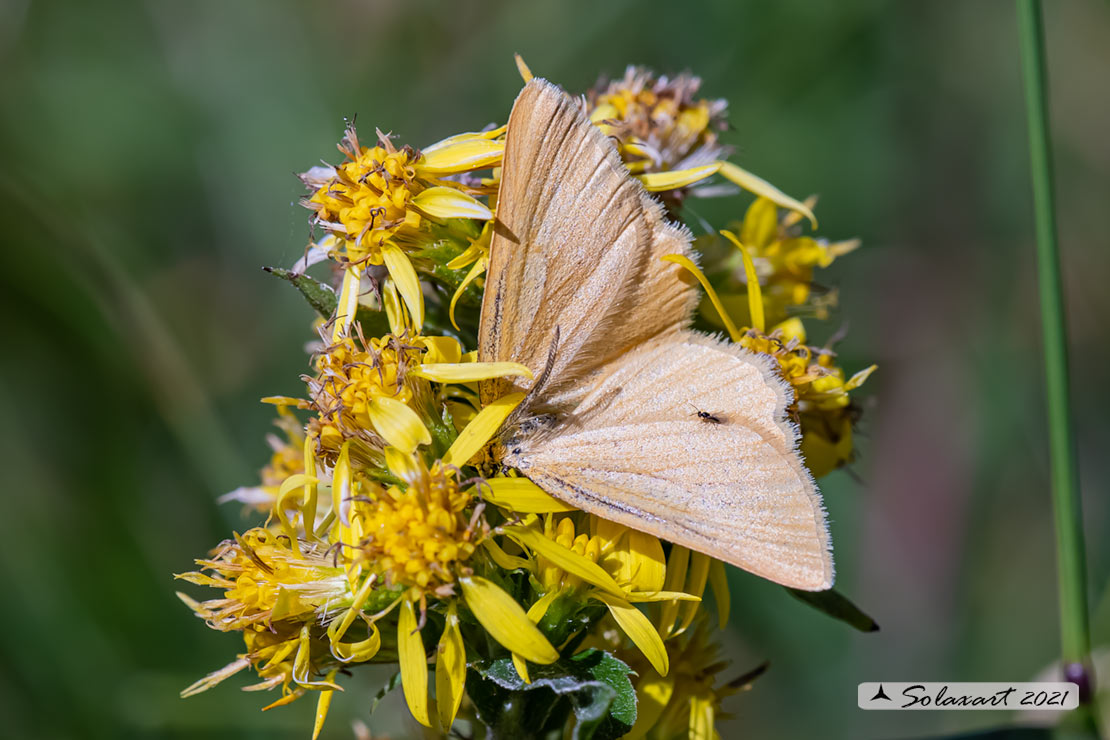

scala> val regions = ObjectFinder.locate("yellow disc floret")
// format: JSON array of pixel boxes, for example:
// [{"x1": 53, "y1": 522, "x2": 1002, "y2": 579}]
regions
[
  {"x1": 351, "y1": 462, "x2": 476, "y2": 599},
  {"x1": 304, "y1": 126, "x2": 423, "y2": 266},
  {"x1": 307, "y1": 333, "x2": 425, "y2": 452},
  {"x1": 589, "y1": 66, "x2": 727, "y2": 175}
]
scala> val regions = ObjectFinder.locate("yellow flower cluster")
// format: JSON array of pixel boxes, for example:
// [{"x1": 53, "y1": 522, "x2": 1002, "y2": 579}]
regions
[
  {"x1": 738, "y1": 324, "x2": 875, "y2": 477},
  {"x1": 350, "y1": 461, "x2": 476, "y2": 597},
  {"x1": 305, "y1": 127, "x2": 424, "y2": 266},
  {"x1": 586, "y1": 66, "x2": 818, "y2": 223},
  {"x1": 305, "y1": 332, "x2": 424, "y2": 452},
  {"x1": 711, "y1": 197, "x2": 861, "y2": 326},
  {"x1": 589, "y1": 66, "x2": 728, "y2": 176},
  {"x1": 177, "y1": 529, "x2": 354, "y2": 709},
  {"x1": 178, "y1": 61, "x2": 873, "y2": 739}
]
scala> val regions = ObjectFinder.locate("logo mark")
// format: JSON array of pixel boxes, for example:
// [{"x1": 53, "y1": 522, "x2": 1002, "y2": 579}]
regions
[{"x1": 870, "y1": 684, "x2": 891, "y2": 702}]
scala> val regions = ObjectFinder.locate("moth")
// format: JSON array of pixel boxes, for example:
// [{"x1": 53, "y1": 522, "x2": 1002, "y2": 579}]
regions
[{"x1": 478, "y1": 79, "x2": 833, "y2": 591}]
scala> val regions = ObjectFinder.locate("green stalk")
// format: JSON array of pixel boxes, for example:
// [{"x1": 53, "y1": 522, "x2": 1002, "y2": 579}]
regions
[{"x1": 1016, "y1": 0, "x2": 1092, "y2": 698}]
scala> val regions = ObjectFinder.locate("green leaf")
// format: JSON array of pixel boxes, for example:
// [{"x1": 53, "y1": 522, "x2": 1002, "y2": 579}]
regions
[
  {"x1": 263, "y1": 266, "x2": 390, "y2": 335},
  {"x1": 263, "y1": 266, "x2": 337, "y2": 317},
  {"x1": 467, "y1": 649, "x2": 636, "y2": 740},
  {"x1": 369, "y1": 670, "x2": 402, "y2": 715},
  {"x1": 787, "y1": 587, "x2": 879, "y2": 632}
]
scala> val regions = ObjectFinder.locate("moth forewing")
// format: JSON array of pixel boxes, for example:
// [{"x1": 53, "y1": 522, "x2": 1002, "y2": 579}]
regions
[
  {"x1": 478, "y1": 79, "x2": 697, "y2": 405},
  {"x1": 479, "y1": 78, "x2": 834, "y2": 591}
]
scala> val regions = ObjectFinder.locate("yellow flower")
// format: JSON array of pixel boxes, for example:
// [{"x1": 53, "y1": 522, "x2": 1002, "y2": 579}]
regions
[
  {"x1": 301, "y1": 124, "x2": 498, "y2": 338},
  {"x1": 738, "y1": 323, "x2": 875, "y2": 477},
  {"x1": 702, "y1": 197, "x2": 860, "y2": 327},
  {"x1": 587, "y1": 66, "x2": 815, "y2": 222},
  {"x1": 492, "y1": 513, "x2": 705, "y2": 682},
  {"x1": 588, "y1": 66, "x2": 727, "y2": 177},
  {"x1": 176, "y1": 529, "x2": 379, "y2": 736},
  {"x1": 177, "y1": 529, "x2": 349, "y2": 632},
  {"x1": 306, "y1": 331, "x2": 430, "y2": 456},
  {"x1": 348, "y1": 458, "x2": 476, "y2": 598},
  {"x1": 304, "y1": 328, "x2": 531, "y2": 463},
  {"x1": 324, "y1": 438, "x2": 558, "y2": 731},
  {"x1": 624, "y1": 618, "x2": 763, "y2": 740}
]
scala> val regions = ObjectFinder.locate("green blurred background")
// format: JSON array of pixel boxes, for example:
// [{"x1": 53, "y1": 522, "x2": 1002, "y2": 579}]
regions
[{"x1": 1, "y1": 0, "x2": 1108, "y2": 737}]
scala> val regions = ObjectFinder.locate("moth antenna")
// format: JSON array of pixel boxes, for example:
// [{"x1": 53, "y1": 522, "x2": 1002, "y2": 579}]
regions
[
  {"x1": 527, "y1": 326, "x2": 561, "y2": 402},
  {"x1": 499, "y1": 326, "x2": 561, "y2": 436}
]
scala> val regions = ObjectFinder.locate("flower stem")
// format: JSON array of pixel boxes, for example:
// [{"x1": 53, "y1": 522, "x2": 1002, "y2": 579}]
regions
[{"x1": 1016, "y1": 0, "x2": 1092, "y2": 698}]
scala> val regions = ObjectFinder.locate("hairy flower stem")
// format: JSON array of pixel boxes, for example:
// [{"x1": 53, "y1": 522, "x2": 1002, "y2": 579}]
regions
[{"x1": 1016, "y1": 0, "x2": 1092, "y2": 704}]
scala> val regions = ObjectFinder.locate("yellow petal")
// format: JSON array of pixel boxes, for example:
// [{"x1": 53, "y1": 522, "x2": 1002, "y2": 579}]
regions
[
  {"x1": 510, "y1": 589, "x2": 560, "y2": 684},
  {"x1": 398, "y1": 599, "x2": 431, "y2": 727},
  {"x1": 625, "y1": 673, "x2": 675, "y2": 740},
  {"x1": 845, "y1": 364, "x2": 878, "y2": 391},
  {"x1": 442, "y1": 392, "x2": 525, "y2": 467},
  {"x1": 260, "y1": 395, "x2": 308, "y2": 407},
  {"x1": 460, "y1": 576, "x2": 559, "y2": 664},
  {"x1": 327, "y1": 576, "x2": 377, "y2": 650},
  {"x1": 435, "y1": 603, "x2": 466, "y2": 731},
  {"x1": 276, "y1": 473, "x2": 318, "y2": 556},
  {"x1": 332, "y1": 441, "x2": 353, "y2": 532},
  {"x1": 420, "y1": 336, "x2": 463, "y2": 364},
  {"x1": 449, "y1": 254, "x2": 486, "y2": 331},
  {"x1": 301, "y1": 434, "x2": 319, "y2": 533},
  {"x1": 740, "y1": 197, "x2": 779, "y2": 249},
  {"x1": 384, "y1": 445, "x2": 420, "y2": 484},
  {"x1": 412, "y1": 186, "x2": 493, "y2": 221},
  {"x1": 422, "y1": 125, "x2": 506, "y2": 155},
  {"x1": 623, "y1": 590, "x2": 702, "y2": 603},
  {"x1": 367, "y1": 396, "x2": 431, "y2": 454},
  {"x1": 593, "y1": 592, "x2": 669, "y2": 676},
  {"x1": 481, "y1": 538, "x2": 534, "y2": 571},
  {"x1": 829, "y1": 237, "x2": 862, "y2": 259},
  {"x1": 506, "y1": 526, "x2": 624, "y2": 598},
  {"x1": 773, "y1": 316, "x2": 807, "y2": 344},
  {"x1": 417, "y1": 138, "x2": 504, "y2": 176},
  {"x1": 261, "y1": 689, "x2": 304, "y2": 710},
  {"x1": 331, "y1": 622, "x2": 381, "y2": 663},
  {"x1": 312, "y1": 670, "x2": 339, "y2": 740},
  {"x1": 333, "y1": 267, "x2": 361, "y2": 341},
  {"x1": 382, "y1": 279, "x2": 406, "y2": 336},
  {"x1": 638, "y1": 163, "x2": 721, "y2": 192},
  {"x1": 179, "y1": 657, "x2": 250, "y2": 698},
  {"x1": 293, "y1": 624, "x2": 341, "y2": 689},
  {"x1": 621, "y1": 140, "x2": 657, "y2": 161},
  {"x1": 676, "y1": 552, "x2": 711, "y2": 636},
  {"x1": 514, "y1": 53, "x2": 534, "y2": 83},
  {"x1": 445, "y1": 241, "x2": 484, "y2": 271},
  {"x1": 477, "y1": 477, "x2": 576, "y2": 513},
  {"x1": 660, "y1": 254, "x2": 742, "y2": 342},
  {"x1": 511, "y1": 653, "x2": 531, "y2": 685},
  {"x1": 658, "y1": 545, "x2": 689, "y2": 638},
  {"x1": 380, "y1": 244, "x2": 424, "y2": 332},
  {"x1": 627, "y1": 530, "x2": 666, "y2": 592},
  {"x1": 411, "y1": 362, "x2": 533, "y2": 384},
  {"x1": 720, "y1": 230, "x2": 765, "y2": 333},
  {"x1": 717, "y1": 160, "x2": 817, "y2": 228},
  {"x1": 688, "y1": 696, "x2": 714, "y2": 740},
  {"x1": 708, "y1": 559, "x2": 731, "y2": 629},
  {"x1": 278, "y1": 473, "x2": 318, "y2": 498}
]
